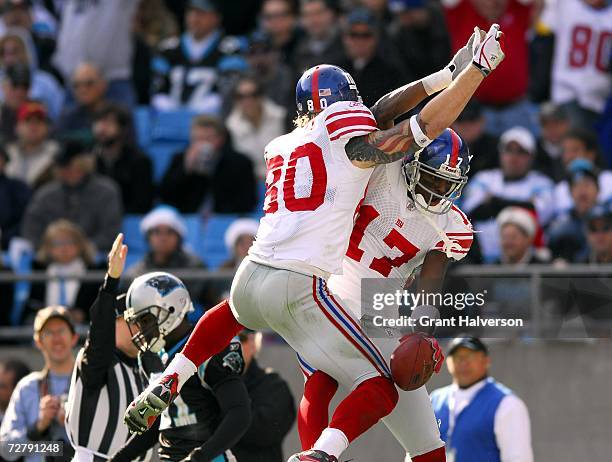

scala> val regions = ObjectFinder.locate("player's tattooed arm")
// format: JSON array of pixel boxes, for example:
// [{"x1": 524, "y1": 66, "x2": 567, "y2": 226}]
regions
[{"x1": 346, "y1": 116, "x2": 428, "y2": 168}]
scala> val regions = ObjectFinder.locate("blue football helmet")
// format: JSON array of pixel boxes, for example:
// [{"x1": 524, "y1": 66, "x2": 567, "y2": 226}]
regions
[
  {"x1": 403, "y1": 128, "x2": 471, "y2": 214},
  {"x1": 296, "y1": 64, "x2": 361, "y2": 116}
]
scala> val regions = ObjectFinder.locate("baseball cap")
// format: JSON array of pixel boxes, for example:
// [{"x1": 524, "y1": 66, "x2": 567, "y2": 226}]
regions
[
  {"x1": 140, "y1": 206, "x2": 186, "y2": 238},
  {"x1": 499, "y1": 126, "x2": 536, "y2": 155},
  {"x1": 34, "y1": 306, "x2": 75, "y2": 336},
  {"x1": 585, "y1": 201, "x2": 612, "y2": 224},
  {"x1": 55, "y1": 139, "x2": 90, "y2": 166},
  {"x1": 447, "y1": 336, "x2": 488, "y2": 356},
  {"x1": 539, "y1": 101, "x2": 568, "y2": 123},
  {"x1": 567, "y1": 158, "x2": 599, "y2": 186},
  {"x1": 346, "y1": 8, "x2": 377, "y2": 29},
  {"x1": 4, "y1": 63, "x2": 31, "y2": 88},
  {"x1": 497, "y1": 206, "x2": 537, "y2": 238},
  {"x1": 188, "y1": 0, "x2": 218, "y2": 12},
  {"x1": 17, "y1": 101, "x2": 48, "y2": 123}
]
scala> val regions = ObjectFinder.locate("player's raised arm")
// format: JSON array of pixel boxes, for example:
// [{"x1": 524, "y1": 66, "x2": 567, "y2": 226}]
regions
[
  {"x1": 347, "y1": 24, "x2": 505, "y2": 169},
  {"x1": 370, "y1": 27, "x2": 483, "y2": 129}
]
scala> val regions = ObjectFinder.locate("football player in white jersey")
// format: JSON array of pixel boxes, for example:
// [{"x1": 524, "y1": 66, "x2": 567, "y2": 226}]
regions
[
  {"x1": 297, "y1": 128, "x2": 473, "y2": 462},
  {"x1": 124, "y1": 24, "x2": 506, "y2": 462}
]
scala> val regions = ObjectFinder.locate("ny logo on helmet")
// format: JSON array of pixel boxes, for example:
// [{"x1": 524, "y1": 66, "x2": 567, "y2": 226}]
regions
[{"x1": 145, "y1": 275, "x2": 181, "y2": 296}]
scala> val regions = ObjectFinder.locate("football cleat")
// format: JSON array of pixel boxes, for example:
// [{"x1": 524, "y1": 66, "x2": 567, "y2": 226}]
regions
[
  {"x1": 287, "y1": 450, "x2": 339, "y2": 462},
  {"x1": 124, "y1": 373, "x2": 179, "y2": 434}
]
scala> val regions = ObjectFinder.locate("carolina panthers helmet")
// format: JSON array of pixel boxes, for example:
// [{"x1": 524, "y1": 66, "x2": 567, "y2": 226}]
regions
[
  {"x1": 403, "y1": 128, "x2": 470, "y2": 214},
  {"x1": 296, "y1": 64, "x2": 361, "y2": 116},
  {"x1": 124, "y1": 272, "x2": 193, "y2": 353}
]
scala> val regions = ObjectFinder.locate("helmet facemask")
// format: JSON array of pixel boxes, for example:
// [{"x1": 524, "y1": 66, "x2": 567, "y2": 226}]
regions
[
  {"x1": 125, "y1": 307, "x2": 174, "y2": 353},
  {"x1": 404, "y1": 158, "x2": 468, "y2": 215}
]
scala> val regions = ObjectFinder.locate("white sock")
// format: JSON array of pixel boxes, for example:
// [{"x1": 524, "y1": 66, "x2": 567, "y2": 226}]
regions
[
  {"x1": 165, "y1": 353, "x2": 197, "y2": 392},
  {"x1": 312, "y1": 428, "x2": 349, "y2": 458}
]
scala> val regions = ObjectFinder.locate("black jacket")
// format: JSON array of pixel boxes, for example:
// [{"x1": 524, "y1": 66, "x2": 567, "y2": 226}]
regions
[
  {"x1": 232, "y1": 359, "x2": 296, "y2": 462},
  {"x1": 0, "y1": 172, "x2": 30, "y2": 249},
  {"x1": 95, "y1": 144, "x2": 154, "y2": 213},
  {"x1": 159, "y1": 144, "x2": 257, "y2": 214}
]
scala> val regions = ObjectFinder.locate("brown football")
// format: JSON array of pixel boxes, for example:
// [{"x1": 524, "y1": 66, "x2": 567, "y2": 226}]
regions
[{"x1": 390, "y1": 332, "x2": 436, "y2": 391}]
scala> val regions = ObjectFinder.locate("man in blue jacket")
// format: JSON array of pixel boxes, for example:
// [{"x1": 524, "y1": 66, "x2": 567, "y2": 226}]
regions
[{"x1": 430, "y1": 337, "x2": 533, "y2": 462}]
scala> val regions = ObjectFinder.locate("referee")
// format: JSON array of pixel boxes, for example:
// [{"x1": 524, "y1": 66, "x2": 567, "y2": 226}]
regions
[{"x1": 65, "y1": 234, "x2": 157, "y2": 462}]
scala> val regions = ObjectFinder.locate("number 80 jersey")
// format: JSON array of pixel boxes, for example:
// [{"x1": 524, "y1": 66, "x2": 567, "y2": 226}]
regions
[{"x1": 249, "y1": 101, "x2": 378, "y2": 276}]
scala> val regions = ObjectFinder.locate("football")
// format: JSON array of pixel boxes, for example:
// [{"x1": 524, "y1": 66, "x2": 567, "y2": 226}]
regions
[{"x1": 390, "y1": 333, "x2": 436, "y2": 391}]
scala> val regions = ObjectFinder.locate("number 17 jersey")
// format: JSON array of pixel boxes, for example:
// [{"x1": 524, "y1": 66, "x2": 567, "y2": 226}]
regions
[{"x1": 249, "y1": 101, "x2": 378, "y2": 277}]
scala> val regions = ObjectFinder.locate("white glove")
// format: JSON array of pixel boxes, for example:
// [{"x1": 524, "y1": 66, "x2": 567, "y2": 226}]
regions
[
  {"x1": 471, "y1": 23, "x2": 506, "y2": 76},
  {"x1": 447, "y1": 27, "x2": 484, "y2": 80}
]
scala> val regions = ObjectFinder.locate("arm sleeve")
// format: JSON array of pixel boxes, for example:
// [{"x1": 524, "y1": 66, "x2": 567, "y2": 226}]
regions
[
  {"x1": 79, "y1": 275, "x2": 120, "y2": 389},
  {"x1": 494, "y1": 395, "x2": 534, "y2": 462},
  {"x1": 109, "y1": 420, "x2": 160, "y2": 462},
  {"x1": 184, "y1": 377, "x2": 251, "y2": 462},
  {"x1": 0, "y1": 381, "x2": 37, "y2": 460},
  {"x1": 235, "y1": 375, "x2": 296, "y2": 448}
]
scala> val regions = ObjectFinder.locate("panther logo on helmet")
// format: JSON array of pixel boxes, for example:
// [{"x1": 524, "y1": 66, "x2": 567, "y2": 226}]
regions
[{"x1": 145, "y1": 275, "x2": 182, "y2": 297}]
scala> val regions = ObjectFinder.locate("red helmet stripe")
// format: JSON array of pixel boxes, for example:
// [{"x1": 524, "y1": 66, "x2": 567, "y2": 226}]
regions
[
  {"x1": 449, "y1": 129, "x2": 460, "y2": 167},
  {"x1": 311, "y1": 66, "x2": 321, "y2": 112}
]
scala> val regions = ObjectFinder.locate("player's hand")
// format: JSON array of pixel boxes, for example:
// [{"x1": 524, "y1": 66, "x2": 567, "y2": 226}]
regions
[
  {"x1": 107, "y1": 233, "x2": 128, "y2": 279},
  {"x1": 447, "y1": 27, "x2": 485, "y2": 80},
  {"x1": 471, "y1": 23, "x2": 506, "y2": 76}
]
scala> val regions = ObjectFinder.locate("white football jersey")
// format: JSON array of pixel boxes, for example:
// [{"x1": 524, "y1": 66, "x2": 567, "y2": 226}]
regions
[
  {"x1": 541, "y1": 0, "x2": 612, "y2": 113},
  {"x1": 329, "y1": 163, "x2": 473, "y2": 314},
  {"x1": 249, "y1": 100, "x2": 378, "y2": 276}
]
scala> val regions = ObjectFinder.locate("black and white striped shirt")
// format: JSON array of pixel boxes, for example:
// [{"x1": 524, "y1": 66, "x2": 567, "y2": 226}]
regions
[{"x1": 64, "y1": 276, "x2": 156, "y2": 461}]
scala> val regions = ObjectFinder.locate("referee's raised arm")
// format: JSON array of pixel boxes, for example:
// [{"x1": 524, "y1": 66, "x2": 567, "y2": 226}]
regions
[{"x1": 80, "y1": 234, "x2": 128, "y2": 388}]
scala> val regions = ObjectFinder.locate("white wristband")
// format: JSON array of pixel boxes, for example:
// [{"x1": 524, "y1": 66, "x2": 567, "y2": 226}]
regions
[
  {"x1": 421, "y1": 68, "x2": 452, "y2": 95},
  {"x1": 410, "y1": 115, "x2": 433, "y2": 148}
]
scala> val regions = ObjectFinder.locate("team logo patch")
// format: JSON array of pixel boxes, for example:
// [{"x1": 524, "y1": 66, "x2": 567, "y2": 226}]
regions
[
  {"x1": 146, "y1": 275, "x2": 181, "y2": 296},
  {"x1": 222, "y1": 351, "x2": 245, "y2": 375}
]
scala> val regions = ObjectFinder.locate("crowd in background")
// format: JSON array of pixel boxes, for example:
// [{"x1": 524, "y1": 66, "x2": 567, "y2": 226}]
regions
[{"x1": 0, "y1": 0, "x2": 611, "y2": 328}]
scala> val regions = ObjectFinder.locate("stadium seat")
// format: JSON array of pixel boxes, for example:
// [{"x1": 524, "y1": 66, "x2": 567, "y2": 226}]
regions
[
  {"x1": 182, "y1": 214, "x2": 205, "y2": 259},
  {"x1": 201, "y1": 215, "x2": 239, "y2": 269},
  {"x1": 133, "y1": 106, "x2": 152, "y2": 149},
  {"x1": 147, "y1": 141, "x2": 188, "y2": 182},
  {"x1": 122, "y1": 215, "x2": 146, "y2": 267},
  {"x1": 151, "y1": 110, "x2": 197, "y2": 142}
]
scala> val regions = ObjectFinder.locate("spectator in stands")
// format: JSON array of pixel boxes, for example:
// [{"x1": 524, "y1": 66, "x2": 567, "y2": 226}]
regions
[
  {"x1": 431, "y1": 337, "x2": 533, "y2": 462},
  {"x1": 338, "y1": 8, "x2": 408, "y2": 108},
  {"x1": 389, "y1": 0, "x2": 451, "y2": 81},
  {"x1": 0, "y1": 144, "x2": 30, "y2": 250},
  {"x1": 92, "y1": 103, "x2": 154, "y2": 214},
  {"x1": 548, "y1": 160, "x2": 600, "y2": 262},
  {"x1": 124, "y1": 206, "x2": 216, "y2": 305},
  {"x1": 232, "y1": 329, "x2": 296, "y2": 462},
  {"x1": 0, "y1": 0, "x2": 57, "y2": 74},
  {"x1": 583, "y1": 201, "x2": 612, "y2": 264},
  {"x1": 25, "y1": 219, "x2": 103, "y2": 325},
  {"x1": 5, "y1": 101, "x2": 59, "y2": 189},
  {"x1": 0, "y1": 29, "x2": 63, "y2": 119},
  {"x1": 221, "y1": 218, "x2": 259, "y2": 271},
  {"x1": 553, "y1": 129, "x2": 612, "y2": 215},
  {"x1": 55, "y1": 62, "x2": 108, "y2": 142},
  {"x1": 0, "y1": 259, "x2": 15, "y2": 325},
  {"x1": 0, "y1": 63, "x2": 30, "y2": 142},
  {"x1": 0, "y1": 306, "x2": 77, "y2": 462},
  {"x1": 260, "y1": 0, "x2": 302, "y2": 68},
  {"x1": 21, "y1": 140, "x2": 122, "y2": 252},
  {"x1": 539, "y1": 0, "x2": 612, "y2": 130},
  {"x1": 131, "y1": 0, "x2": 180, "y2": 105},
  {"x1": 442, "y1": 0, "x2": 537, "y2": 136},
  {"x1": 245, "y1": 30, "x2": 294, "y2": 113},
  {"x1": 462, "y1": 126, "x2": 555, "y2": 262},
  {"x1": 495, "y1": 206, "x2": 549, "y2": 265},
  {"x1": 52, "y1": 0, "x2": 138, "y2": 106},
  {"x1": 0, "y1": 360, "x2": 30, "y2": 425},
  {"x1": 160, "y1": 115, "x2": 257, "y2": 214},
  {"x1": 226, "y1": 76, "x2": 286, "y2": 180},
  {"x1": 151, "y1": 0, "x2": 241, "y2": 112},
  {"x1": 534, "y1": 102, "x2": 571, "y2": 181},
  {"x1": 452, "y1": 100, "x2": 499, "y2": 175},
  {"x1": 293, "y1": 0, "x2": 345, "y2": 73}
]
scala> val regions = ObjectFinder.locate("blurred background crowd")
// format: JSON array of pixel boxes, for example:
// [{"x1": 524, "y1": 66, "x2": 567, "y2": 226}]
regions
[{"x1": 0, "y1": 0, "x2": 611, "y2": 329}]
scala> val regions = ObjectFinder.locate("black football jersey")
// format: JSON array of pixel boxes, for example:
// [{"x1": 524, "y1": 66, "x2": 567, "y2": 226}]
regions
[{"x1": 154, "y1": 334, "x2": 244, "y2": 461}]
